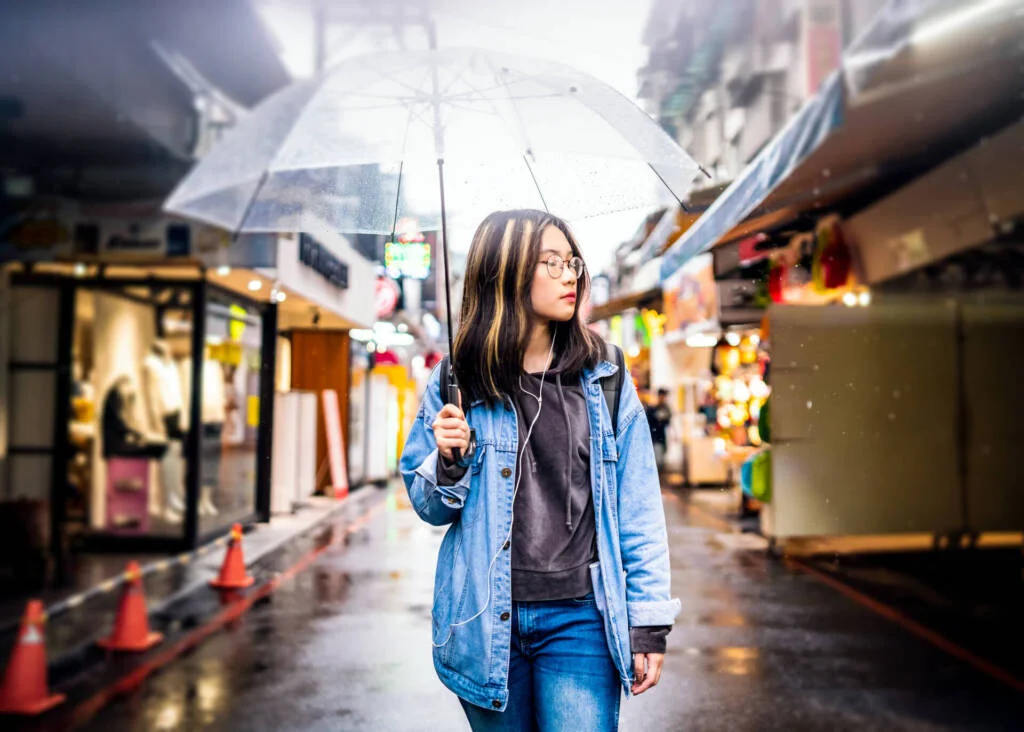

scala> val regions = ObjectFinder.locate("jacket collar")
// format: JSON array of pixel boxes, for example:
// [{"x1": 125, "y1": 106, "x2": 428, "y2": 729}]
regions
[
  {"x1": 582, "y1": 358, "x2": 618, "y2": 384},
  {"x1": 469, "y1": 358, "x2": 619, "y2": 408}
]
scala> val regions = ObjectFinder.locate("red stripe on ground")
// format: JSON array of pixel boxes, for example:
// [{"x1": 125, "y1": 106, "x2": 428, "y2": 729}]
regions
[
  {"x1": 69, "y1": 502, "x2": 384, "y2": 727},
  {"x1": 787, "y1": 557, "x2": 1024, "y2": 694}
]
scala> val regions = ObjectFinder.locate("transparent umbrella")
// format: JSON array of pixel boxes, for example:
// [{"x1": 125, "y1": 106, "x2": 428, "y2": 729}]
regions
[{"x1": 164, "y1": 46, "x2": 701, "y2": 392}]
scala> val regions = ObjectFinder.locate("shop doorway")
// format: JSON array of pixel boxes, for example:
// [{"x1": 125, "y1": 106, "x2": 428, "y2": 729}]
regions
[{"x1": 2, "y1": 271, "x2": 276, "y2": 592}]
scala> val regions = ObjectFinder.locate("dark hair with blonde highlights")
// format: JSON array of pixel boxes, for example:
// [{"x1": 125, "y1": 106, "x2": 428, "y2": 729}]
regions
[{"x1": 453, "y1": 209, "x2": 604, "y2": 404}]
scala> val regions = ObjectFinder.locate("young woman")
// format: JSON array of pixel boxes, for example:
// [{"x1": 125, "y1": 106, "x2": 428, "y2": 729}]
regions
[{"x1": 400, "y1": 210, "x2": 679, "y2": 731}]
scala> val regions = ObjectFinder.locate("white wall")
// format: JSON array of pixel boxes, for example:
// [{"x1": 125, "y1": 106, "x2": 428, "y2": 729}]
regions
[
  {"x1": 961, "y1": 296, "x2": 1024, "y2": 531},
  {"x1": 769, "y1": 301, "x2": 962, "y2": 538},
  {"x1": 274, "y1": 228, "x2": 375, "y2": 329},
  {"x1": 4, "y1": 286, "x2": 61, "y2": 502}
]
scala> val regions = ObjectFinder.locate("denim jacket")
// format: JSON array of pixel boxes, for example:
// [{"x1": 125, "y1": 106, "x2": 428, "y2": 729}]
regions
[{"x1": 400, "y1": 357, "x2": 680, "y2": 711}]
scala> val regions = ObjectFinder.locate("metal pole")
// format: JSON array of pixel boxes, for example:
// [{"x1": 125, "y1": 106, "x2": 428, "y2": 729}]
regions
[
  {"x1": 314, "y1": 1, "x2": 327, "y2": 72},
  {"x1": 427, "y1": 20, "x2": 456, "y2": 363},
  {"x1": 437, "y1": 159, "x2": 456, "y2": 361}
]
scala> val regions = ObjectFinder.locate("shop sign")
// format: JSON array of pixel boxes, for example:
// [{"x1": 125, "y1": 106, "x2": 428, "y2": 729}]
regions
[
  {"x1": 0, "y1": 202, "x2": 73, "y2": 261},
  {"x1": 375, "y1": 276, "x2": 400, "y2": 319},
  {"x1": 384, "y1": 217, "x2": 432, "y2": 280},
  {"x1": 299, "y1": 233, "x2": 349, "y2": 289},
  {"x1": 4, "y1": 215, "x2": 69, "y2": 251},
  {"x1": 663, "y1": 253, "x2": 718, "y2": 335},
  {"x1": 385, "y1": 240, "x2": 431, "y2": 279},
  {"x1": 804, "y1": 0, "x2": 842, "y2": 96},
  {"x1": 101, "y1": 222, "x2": 164, "y2": 254}
]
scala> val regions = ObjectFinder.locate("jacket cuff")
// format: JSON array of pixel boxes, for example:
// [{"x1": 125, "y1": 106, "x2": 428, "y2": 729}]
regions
[
  {"x1": 414, "y1": 450, "x2": 470, "y2": 508},
  {"x1": 629, "y1": 626, "x2": 670, "y2": 655},
  {"x1": 436, "y1": 453, "x2": 469, "y2": 486},
  {"x1": 627, "y1": 598, "x2": 681, "y2": 627}
]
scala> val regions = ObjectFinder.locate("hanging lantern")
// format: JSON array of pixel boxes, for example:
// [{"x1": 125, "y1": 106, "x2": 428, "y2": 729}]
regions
[
  {"x1": 811, "y1": 224, "x2": 830, "y2": 294},
  {"x1": 768, "y1": 261, "x2": 786, "y2": 303},
  {"x1": 739, "y1": 336, "x2": 758, "y2": 364},
  {"x1": 819, "y1": 219, "x2": 852, "y2": 289}
]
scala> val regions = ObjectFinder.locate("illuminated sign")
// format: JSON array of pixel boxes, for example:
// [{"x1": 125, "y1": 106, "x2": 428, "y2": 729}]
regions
[{"x1": 384, "y1": 239, "x2": 431, "y2": 280}]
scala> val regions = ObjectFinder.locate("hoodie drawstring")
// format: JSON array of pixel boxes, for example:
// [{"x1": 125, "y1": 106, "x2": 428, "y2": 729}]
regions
[{"x1": 555, "y1": 372, "x2": 575, "y2": 532}]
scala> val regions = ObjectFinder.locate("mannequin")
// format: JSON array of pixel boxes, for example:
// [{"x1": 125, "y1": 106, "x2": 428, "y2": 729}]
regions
[
  {"x1": 102, "y1": 376, "x2": 147, "y2": 458},
  {"x1": 101, "y1": 376, "x2": 167, "y2": 531},
  {"x1": 178, "y1": 349, "x2": 225, "y2": 517},
  {"x1": 142, "y1": 340, "x2": 186, "y2": 521}
]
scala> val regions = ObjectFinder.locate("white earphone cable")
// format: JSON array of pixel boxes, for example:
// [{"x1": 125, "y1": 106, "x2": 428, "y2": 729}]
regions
[{"x1": 432, "y1": 327, "x2": 557, "y2": 648}]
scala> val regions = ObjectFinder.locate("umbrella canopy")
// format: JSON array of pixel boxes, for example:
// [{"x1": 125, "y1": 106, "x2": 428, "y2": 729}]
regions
[{"x1": 164, "y1": 47, "x2": 701, "y2": 239}]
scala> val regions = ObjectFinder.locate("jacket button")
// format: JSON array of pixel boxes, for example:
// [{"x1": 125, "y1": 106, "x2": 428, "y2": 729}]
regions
[
  {"x1": 501, "y1": 468, "x2": 512, "y2": 478},
  {"x1": 502, "y1": 541, "x2": 510, "y2": 550},
  {"x1": 500, "y1": 612, "x2": 510, "y2": 621},
  {"x1": 492, "y1": 700, "x2": 502, "y2": 709}
]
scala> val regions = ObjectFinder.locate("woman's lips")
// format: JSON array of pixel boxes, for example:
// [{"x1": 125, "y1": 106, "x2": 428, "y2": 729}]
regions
[{"x1": 561, "y1": 293, "x2": 577, "y2": 303}]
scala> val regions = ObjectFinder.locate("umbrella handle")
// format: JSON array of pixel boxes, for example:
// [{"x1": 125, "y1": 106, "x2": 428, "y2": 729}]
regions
[{"x1": 446, "y1": 376, "x2": 476, "y2": 468}]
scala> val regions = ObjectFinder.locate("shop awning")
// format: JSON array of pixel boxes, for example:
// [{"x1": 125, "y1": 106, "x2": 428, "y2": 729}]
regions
[
  {"x1": 660, "y1": 0, "x2": 1024, "y2": 282},
  {"x1": 588, "y1": 285, "x2": 661, "y2": 323}
]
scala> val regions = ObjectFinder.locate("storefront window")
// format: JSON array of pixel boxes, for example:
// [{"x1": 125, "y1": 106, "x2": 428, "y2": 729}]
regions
[
  {"x1": 70, "y1": 286, "x2": 194, "y2": 539},
  {"x1": 198, "y1": 292, "x2": 262, "y2": 534}
]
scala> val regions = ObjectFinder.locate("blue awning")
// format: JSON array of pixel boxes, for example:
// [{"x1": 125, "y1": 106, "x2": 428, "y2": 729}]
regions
[{"x1": 660, "y1": 72, "x2": 845, "y2": 281}]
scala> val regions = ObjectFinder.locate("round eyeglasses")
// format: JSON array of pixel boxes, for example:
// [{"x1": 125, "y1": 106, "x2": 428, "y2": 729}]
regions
[{"x1": 542, "y1": 254, "x2": 585, "y2": 279}]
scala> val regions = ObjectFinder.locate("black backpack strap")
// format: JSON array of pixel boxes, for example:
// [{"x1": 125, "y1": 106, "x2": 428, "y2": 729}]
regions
[
  {"x1": 439, "y1": 356, "x2": 450, "y2": 403},
  {"x1": 600, "y1": 343, "x2": 625, "y2": 435}
]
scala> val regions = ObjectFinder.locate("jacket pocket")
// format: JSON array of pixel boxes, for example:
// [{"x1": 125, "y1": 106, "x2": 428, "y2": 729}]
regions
[
  {"x1": 457, "y1": 444, "x2": 487, "y2": 528},
  {"x1": 431, "y1": 526, "x2": 464, "y2": 646}
]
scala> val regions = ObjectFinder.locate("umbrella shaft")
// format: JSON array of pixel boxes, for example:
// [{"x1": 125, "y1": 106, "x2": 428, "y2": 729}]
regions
[{"x1": 438, "y1": 158, "x2": 456, "y2": 364}]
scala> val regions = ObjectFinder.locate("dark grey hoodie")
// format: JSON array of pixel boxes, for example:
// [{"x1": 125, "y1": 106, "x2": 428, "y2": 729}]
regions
[{"x1": 508, "y1": 365, "x2": 595, "y2": 602}]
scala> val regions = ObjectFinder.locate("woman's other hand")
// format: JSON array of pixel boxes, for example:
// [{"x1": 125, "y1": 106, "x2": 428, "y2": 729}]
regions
[
  {"x1": 432, "y1": 403, "x2": 470, "y2": 461},
  {"x1": 631, "y1": 652, "x2": 664, "y2": 695}
]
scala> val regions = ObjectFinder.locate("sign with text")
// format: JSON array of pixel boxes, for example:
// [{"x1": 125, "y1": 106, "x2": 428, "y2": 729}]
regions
[
  {"x1": 321, "y1": 389, "x2": 349, "y2": 498},
  {"x1": 384, "y1": 239, "x2": 431, "y2": 279},
  {"x1": 299, "y1": 233, "x2": 349, "y2": 289}
]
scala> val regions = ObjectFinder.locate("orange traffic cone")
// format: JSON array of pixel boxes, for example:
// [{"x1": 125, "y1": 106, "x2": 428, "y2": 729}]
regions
[
  {"x1": 0, "y1": 600, "x2": 65, "y2": 715},
  {"x1": 209, "y1": 523, "x2": 254, "y2": 590},
  {"x1": 96, "y1": 561, "x2": 163, "y2": 652}
]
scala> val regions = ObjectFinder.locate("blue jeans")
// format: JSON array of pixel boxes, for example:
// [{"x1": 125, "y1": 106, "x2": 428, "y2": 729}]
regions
[{"x1": 460, "y1": 594, "x2": 621, "y2": 731}]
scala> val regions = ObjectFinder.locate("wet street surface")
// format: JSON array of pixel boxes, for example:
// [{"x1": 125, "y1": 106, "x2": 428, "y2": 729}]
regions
[{"x1": 13, "y1": 485, "x2": 1024, "y2": 731}]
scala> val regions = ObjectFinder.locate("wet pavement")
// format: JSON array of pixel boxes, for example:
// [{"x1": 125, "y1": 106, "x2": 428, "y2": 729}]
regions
[
  {"x1": 11, "y1": 485, "x2": 1024, "y2": 731},
  {"x1": 0, "y1": 495, "x2": 358, "y2": 678}
]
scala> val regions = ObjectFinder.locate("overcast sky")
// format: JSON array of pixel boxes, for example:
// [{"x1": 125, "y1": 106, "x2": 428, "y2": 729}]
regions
[{"x1": 255, "y1": 0, "x2": 658, "y2": 271}]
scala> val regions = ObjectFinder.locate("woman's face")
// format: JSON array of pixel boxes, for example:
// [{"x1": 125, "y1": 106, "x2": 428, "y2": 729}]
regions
[{"x1": 529, "y1": 225, "x2": 582, "y2": 324}]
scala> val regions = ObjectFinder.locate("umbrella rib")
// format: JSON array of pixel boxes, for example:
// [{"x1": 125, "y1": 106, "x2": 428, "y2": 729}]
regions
[
  {"x1": 648, "y1": 163, "x2": 689, "y2": 212},
  {"x1": 440, "y1": 70, "x2": 571, "y2": 101},
  {"x1": 524, "y1": 156, "x2": 549, "y2": 213},
  {"x1": 389, "y1": 161, "x2": 404, "y2": 245},
  {"x1": 518, "y1": 68, "x2": 698, "y2": 207},
  {"x1": 442, "y1": 85, "x2": 567, "y2": 103},
  {"x1": 389, "y1": 93, "x2": 420, "y2": 242},
  {"x1": 366, "y1": 63, "x2": 434, "y2": 99},
  {"x1": 479, "y1": 56, "x2": 549, "y2": 212},
  {"x1": 439, "y1": 64, "x2": 472, "y2": 99},
  {"x1": 233, "y1": 171, "x2": 270, "y2": 235}
]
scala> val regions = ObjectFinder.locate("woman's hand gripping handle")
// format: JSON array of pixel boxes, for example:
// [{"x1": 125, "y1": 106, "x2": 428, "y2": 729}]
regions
[{"x1": 434, "y1": 377, "x2": 473, "y2": 465}]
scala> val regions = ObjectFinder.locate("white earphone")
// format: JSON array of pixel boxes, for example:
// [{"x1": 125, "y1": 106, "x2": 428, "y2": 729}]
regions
[{"x1": 433, "y1": 325, "x2": 557, "y2": 648}]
